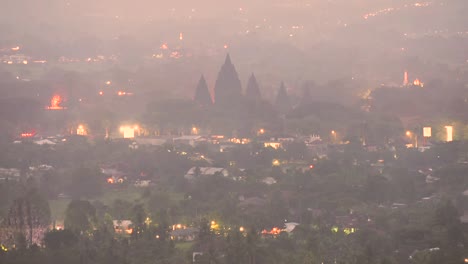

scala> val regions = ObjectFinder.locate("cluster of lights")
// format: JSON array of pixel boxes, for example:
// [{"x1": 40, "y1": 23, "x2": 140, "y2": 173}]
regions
[
  {"x1": 331, "y1": 226, "x2": 356, "y2": 235},
  {"x1": 114, "y1": 225, "x2": 132, "y2": 235},
  {"x1": 107, "y1": 177, "x2": 124, "y2": 184},
  {"x1": 230, "y1": 138, "x2": 250, "y2": 144},
  {"x1": 261, "y1": 227, "x2": 282, "y2": 235},
  {"x1": 20, "y1": 132, "x2": 35, "y2": 138},
  {"x1": 46, "y1": 95, "x2": 66, "y2": 110}
]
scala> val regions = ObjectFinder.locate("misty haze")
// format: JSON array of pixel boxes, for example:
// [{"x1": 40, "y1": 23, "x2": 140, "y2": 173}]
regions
[{"x1": 0, "y1": 0, "x2": 467, "y2": 263}]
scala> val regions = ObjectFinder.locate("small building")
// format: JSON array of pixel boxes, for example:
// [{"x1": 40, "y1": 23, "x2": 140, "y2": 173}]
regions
[
  {"x1": 264, "y1": 142, "x2": 282, "y2": 149},
  {"x1": 113, "y1": 220, "x2": 133, "y2": 234},
  {"x1": 173, "y1": 136, "x2": 206, "y2": 147},
  {"x1": 34, "y1": 139, "x2": 56, "y2": 145},
  {"x1": 134, "y1": 180, "x2": 152, "y2": 187},
  {"x1": 170, "y1": 227, "x2": 199, "y2": 241},
  {"x1": 261, "y1": 177, "x2": 277, "y2": 185},
  {"x1": 0, "y1": 168, "x2": 21, "y2": 181},
  {"x1": 184, "y1": 167, "x2": 229, "y2": 180}
]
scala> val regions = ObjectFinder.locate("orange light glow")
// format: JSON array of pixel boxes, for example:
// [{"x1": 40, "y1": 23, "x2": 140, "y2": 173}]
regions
[
  {"x1": 11, "y1": 46, "x2": 20, "y2": 51},
  {"x1": 107, "y1": 178, "x2": 114, "y2": 184},
  {"x1": 77, "y1": 125, "x2": 87, "y2": 136},
  {"x1": 179, "y1": 32, "x2": 183, "y2": 40},
  {"x1": 46, "y1": 95, "x2": 65, "y2": 110},
  {"x1": 403, "y1": 71, "x2": 409, "y2": 86},
  {"x1": 161, "y1": 43, "x2": 168, "y2": 50},
  {"x1": 21, "y1": 132, "x2": 35, "y2": 138},
  {"x1": 261, "y1": 227, "x2": 282, "y2": 235},
  {"x1": 223, "y1": 44, "x2": 228, "y2": 49},
  {"x1": 99, "y1": 91, "x2": 103, "y2": 95}
]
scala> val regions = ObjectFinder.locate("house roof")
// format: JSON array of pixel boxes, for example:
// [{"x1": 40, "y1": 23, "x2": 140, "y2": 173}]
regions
[
  {"x1": 34, "y1": 139, "x2": 56, "y2": 145},
  {"x1": 284, "y1": 222, "x2": 299, "y2": 233},
  {"x1": 113, "y1": 220, "x2": 132, "y2": 228},
  {"x1": 460, "y1": 212, "x2": 468, "y2": 224},
  {"x1": 186, "y1": 167, "x2": 226, "y2": 176},
  {"x1": 174, "y1": 136, "x2": 203, "y2": 140}
]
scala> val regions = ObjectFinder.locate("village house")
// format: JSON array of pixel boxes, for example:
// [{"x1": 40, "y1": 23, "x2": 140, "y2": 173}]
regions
[{"x1": 184, "y1": 167, "x2": 229, "y2": 180}]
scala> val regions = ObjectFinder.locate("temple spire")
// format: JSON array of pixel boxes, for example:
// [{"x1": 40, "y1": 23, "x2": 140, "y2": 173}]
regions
[
  {"x1": 194, "y1": 75, "x2": 212, "y2": 106},
  {"x1": 275, "y1": 82, "x2": 291, "y2": 114},
  {"x1": 214, "y1": 54, "x2": 242, "y2": 105},
  {"x1": 245, "y1": 73, "x2": 261, "y2": 101}
]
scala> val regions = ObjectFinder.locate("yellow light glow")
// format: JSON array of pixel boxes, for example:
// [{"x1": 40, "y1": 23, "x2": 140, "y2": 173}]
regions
[
  {"x1": 406, "y1": 131, "x2": 411, "y2": 137},
  {"x1": 77, "y1": 125, "x2": 87, "y2": 136},
  {"x1": 106, "y1": 81, "x2": 111, "y2": 85},
  {"x1": 264, "y1": 142, "x2": 281, "y2": 149},
  {"x1": 272, "y1": 159, "x2": 281, "y2": 166},
  {"x1": 0, "y1": 244, "x2": 7, "y2": 252},
  {"x1": 239, "y1": 226, "x2": 245, "y2": 232},
  {"x1": 120, "y1": 126, "x2": 137, "y2": 138},
  {"x1": 445, "y1": 126, "x2": 453, "y2": 142},
  {"x1": 423, "y1": 127, "x2": 431, "y2": 137}
]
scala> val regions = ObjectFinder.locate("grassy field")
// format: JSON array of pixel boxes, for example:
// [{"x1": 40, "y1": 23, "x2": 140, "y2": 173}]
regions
[
  {"x1": 175, "y1": 241, "x2": 194, "y2": 252},
  {"x1": 49, "y1": 187, "x2": 144, "y2": 221},
  {"x1": 49, "y1": 187, "x2": 186, "y2": 221}
]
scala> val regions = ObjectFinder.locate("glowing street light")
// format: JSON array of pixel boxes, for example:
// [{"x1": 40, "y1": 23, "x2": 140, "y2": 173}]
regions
[
  {"x1": 406, "y1": 130, "x2": 418, "y2": 148},
  {"x1": 331, "y1": 130, "x2": 337, "y2": 143},
  {"x1": 257, "y1": 128, "x2": 265, "y2": 136}
]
